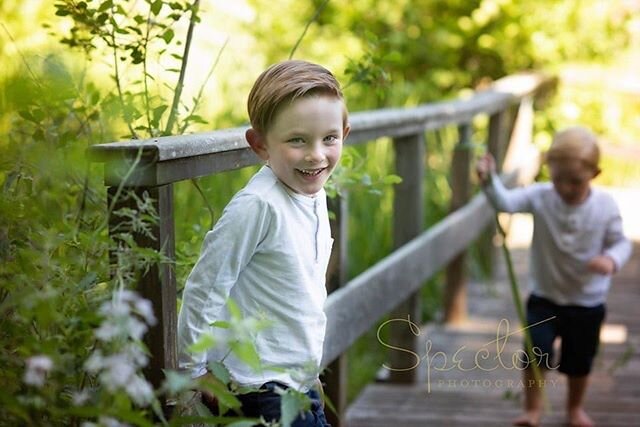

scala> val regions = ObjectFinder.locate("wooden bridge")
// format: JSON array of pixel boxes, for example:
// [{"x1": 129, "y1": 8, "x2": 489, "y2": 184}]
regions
[
  {"x1": 89, "y1": 72, "x2": 639, "y2": 425},
  {"x1": 346, "y1": 229, "x2": 640, "y2": 426}
]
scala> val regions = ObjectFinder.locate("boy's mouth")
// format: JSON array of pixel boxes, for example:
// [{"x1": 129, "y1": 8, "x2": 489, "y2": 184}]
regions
[{"x1": 296, "y1": 167, "x2": 326, "y2": 177}]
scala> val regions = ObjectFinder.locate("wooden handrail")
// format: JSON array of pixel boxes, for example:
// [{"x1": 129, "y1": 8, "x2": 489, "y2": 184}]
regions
[{"x1": 88, "y1": 73, "x2": 555, "y2": 185}]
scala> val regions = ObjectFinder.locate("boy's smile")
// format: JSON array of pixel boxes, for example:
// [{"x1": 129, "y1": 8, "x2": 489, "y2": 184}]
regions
[{"x1": 247, "y1": 95, "x2": 349, "y2": 196}]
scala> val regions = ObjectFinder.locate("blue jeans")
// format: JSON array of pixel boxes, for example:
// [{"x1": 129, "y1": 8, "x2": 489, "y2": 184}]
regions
[{"x1": 237, "y1": 381, "x2": 331, "y2": 427}]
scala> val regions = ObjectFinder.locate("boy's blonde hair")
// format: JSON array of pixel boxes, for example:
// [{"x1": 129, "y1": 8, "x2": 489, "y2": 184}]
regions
[
  {"x1": 547, "y1": 126, "x2": 600, "y2": 170},
  {"x1": 247, "y1": 60, "x2": 347, "y2": 134}
]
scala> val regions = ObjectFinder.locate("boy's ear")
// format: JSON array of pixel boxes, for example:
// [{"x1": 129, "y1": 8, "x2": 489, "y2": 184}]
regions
[
  {"x1": 343, "y1": 124, "x2": 351, "y2": 141},
  {"x1": 246, "y1": 128, "x2": 269, "y2": 161},
  {"x1": 592, "y1": 167, "x2": 602, "y2": 179}
]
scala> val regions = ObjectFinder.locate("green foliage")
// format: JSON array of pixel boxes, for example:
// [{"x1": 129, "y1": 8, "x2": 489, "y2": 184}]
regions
[{"x1": 51, "y1": 0, "x2": 206, "y2": 138}]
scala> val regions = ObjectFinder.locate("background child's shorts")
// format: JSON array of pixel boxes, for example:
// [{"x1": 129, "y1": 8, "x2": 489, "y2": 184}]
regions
[{"x1": 524, "y1": 294, "x2": 606, "y2": 376}]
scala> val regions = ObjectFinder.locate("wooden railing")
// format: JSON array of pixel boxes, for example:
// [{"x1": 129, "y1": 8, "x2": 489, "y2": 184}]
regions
[{"x1": 89, "y1": 72, "x2": 556, "y2": 424}]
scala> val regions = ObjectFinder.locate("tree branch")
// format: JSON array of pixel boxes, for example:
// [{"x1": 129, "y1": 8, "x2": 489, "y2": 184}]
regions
[{"x1": 164, "y1": 0, "x2": 201, "y2": 135}]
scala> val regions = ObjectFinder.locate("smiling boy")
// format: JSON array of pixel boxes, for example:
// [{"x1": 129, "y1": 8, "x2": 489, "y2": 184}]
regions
[{"x1": 177, "y1": 60, "x2": 349, "y2": 426}]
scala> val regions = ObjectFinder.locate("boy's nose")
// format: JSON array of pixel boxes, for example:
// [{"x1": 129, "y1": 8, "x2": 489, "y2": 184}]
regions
[{"x1": 305, "y1": 144, "x2": 325, "y2": 163}]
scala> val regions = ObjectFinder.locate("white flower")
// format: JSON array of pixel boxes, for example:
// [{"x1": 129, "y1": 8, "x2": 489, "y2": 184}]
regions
[
  {"x1": 23, "y1": 355, "x2": 53, "y2": 387},
  {"x1": 119, "y1": 289, "x2": 138, "y2": 304},
  {"x1": 95, "y1": 321, "x2": 120, "y2": 342},
  {"x1": 85, "y1": 290, "x2": 158, "y2": 407},
  {"x1": 98, "y1": 416, "x2": 131, "y2": 427},
  {"x1": 100, "y1": 299, "x2": 130, "y2": 318},
  {"x1": 122, "y1": 343, "x2": 148, "y2": 367},
  {"x1": 134, "y1": 298, "x2": 156, "y2": 326},
  {"x1": 72, "y1": 389, "x2": 91, "y2": 406},
  {"x1": 101, "y1": 354, "x2": 135, "y2": 389},
  {"x1": 84, "y1": 350, "x2": 104, "y2": 373},
  {"x1": 125, "y1": 375, "x2": 154, "y2": 406},
  {"x1": 126, "y1": 316, "x2": 148, "y2": 341}
]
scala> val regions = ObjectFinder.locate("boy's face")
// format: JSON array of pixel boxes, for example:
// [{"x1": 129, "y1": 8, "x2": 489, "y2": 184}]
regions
[
  {"x1": 247, "y1": 95, "x2": 349, "y2": 197},
  {"x1": 548, "y1": 159, "x2": 599, "y2": 205}
]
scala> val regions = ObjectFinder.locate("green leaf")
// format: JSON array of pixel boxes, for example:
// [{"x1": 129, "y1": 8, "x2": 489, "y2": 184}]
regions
[
  {"x1": 280, "y1": 390, "x2": 310, "y2": 427},
  {"x1": 229, "y1": 340, "x2": 260, "y2": 370},
  {"x1": 78, "y1": 272, "x2": 98, "y2": 290},
  {"x1": 151, "y1": 0, "x2": 163, "y2": 16},
  {"x1": 18, "y1": 110, "x2": 34, "y2": 122},
  {"x1": 152, "y1": 104, "x2": 168, "y2": 125},
  {"x1": 163, "y1": 370, "x2": 194, "y2": 395},
  {"x1": 227, "y1": 299, "x2": 242, "y2": 320},
  {"x1": 382, "y1": 174, "x2": 403, "y2": 185},
  {"x1": 185, "y1": 114, "x2": 208, "y2": 124},
  {"x1": 210, "y1": 320, "x2": 230, "y2": 329},
  {"x1": 161, "y1": 28, "x2": 175, "y2": 44},
  {"x1": 98, "y1": 0, "x2": 113, "y2": 12},
  {"x1": 90, "y1": 90, "x2": 100, "y2": 105},
  {"x1": 227, "y1": 421, "x2": 259, "y2": 427},
  {"x1": 208, "y1": 361, "x2": 231, "y2": 385},
  {"x1": 187, "y1": 332, "x2": 216, "y2": 353},
  {"x1": 200, "y1": 377, "x2": 241, "y2": 410}
]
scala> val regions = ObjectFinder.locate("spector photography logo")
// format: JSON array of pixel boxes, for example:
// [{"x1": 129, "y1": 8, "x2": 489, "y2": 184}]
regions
[{"x1": 377, "y1": 316, "x2": 559, "y2": 393}]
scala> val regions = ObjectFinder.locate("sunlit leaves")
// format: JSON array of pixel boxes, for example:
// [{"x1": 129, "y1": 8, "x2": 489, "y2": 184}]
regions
[
  {"x1": 52, "y1": 0, "x2": 198, "y2": 138},
  {"x1": 161, "y1": 28, "x2": 175, "y2": 44},
  {"x1": 150, "y1": 0, "x2": 163, "y2": 16}
]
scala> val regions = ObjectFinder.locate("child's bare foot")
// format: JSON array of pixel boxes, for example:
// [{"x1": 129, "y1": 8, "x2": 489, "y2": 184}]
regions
[
  {"x1": 568, "y1": 407, "x2": 594, "y2": 427},
  {"x1": 513, "y1": 410, "x2": 540, "y2": 427}
]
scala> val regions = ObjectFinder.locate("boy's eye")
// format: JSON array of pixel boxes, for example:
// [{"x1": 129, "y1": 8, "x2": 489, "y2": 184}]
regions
[
  {"x1": 324, "y1": 135, "x2": 339, "y2": 144},
  {"x1": 287, "y1": 137, "x2": 305, "y2": 144}
]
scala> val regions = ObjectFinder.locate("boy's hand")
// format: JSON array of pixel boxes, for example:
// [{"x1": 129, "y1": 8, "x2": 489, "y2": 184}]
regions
[
  {"x1": 475, "y1": 153, "x2": 496, "y2": 184},
  {"x1": 587, "y1": 255, "x2": 616, "y2": 275}
]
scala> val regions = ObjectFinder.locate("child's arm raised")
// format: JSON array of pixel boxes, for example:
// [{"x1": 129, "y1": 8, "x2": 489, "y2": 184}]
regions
[
  {"x1": 475, "y1": 153, "x2": 537, "y2": 213},
  {"x1": 475, "y1": 153, "x2": 496, "y2": 185}
]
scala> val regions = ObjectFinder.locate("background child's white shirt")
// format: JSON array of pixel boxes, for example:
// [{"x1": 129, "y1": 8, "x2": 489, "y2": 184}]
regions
[
  {"x1": 483, "y1": 174, "x2": 632, "y2": 306},
  {"x1": 177, "y1": 166, "x2": 333, "y2": 391}
]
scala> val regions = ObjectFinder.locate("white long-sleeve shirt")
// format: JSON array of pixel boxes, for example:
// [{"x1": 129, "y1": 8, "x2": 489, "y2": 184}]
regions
[
  {"x1": 483, "y1": 174, "x2": 632, "y2": 306},
  {"x1": 177, "y1": 166, "x2": 333, "y2": 390}
]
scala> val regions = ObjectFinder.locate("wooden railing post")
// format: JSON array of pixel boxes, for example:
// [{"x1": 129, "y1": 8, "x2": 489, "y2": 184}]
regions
[
  {"x1": 323, "y1": 194, "x2": 349, "y2": 427},
  {"x1": 503, "y1": 96, "x2": 539, "y2": 184},
  {"x1": 107, "y1": 184, "x2": 177, "y2": 394},
  {"x1": 443, "y1": 124, "x2": 473, "y2": 324},
  {"x1": 478, "y1": 109, "x2": 510, "y2": 277},
  {"x1": 388, "y1": 133, "x2": 425, "y2": 383}
]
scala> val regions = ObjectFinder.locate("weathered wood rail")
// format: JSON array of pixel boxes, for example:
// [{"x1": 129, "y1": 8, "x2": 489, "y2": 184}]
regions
[{"x1": 89, "y1": 72, "x2": 556, "y2": 424}]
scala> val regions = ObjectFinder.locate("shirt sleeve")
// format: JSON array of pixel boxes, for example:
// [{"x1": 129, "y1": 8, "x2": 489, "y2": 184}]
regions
[
  {"x1": 603, "y1": 201, "x2": 633, "y2": 272},
  {"x1": 481, "y1": 172, "x2": 536, "y2": 213},
  {"x1": 176, "y1": 193, "x2": 271, "y2": 377}
]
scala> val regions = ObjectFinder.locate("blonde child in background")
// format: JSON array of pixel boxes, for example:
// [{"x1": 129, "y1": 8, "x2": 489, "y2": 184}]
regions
[
  {"x1": 177, "y1": 60, "x2": 350, "y2": 426},
  {"x1": 476, "y1": 126, "x2": 632, "y2": 427}
]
